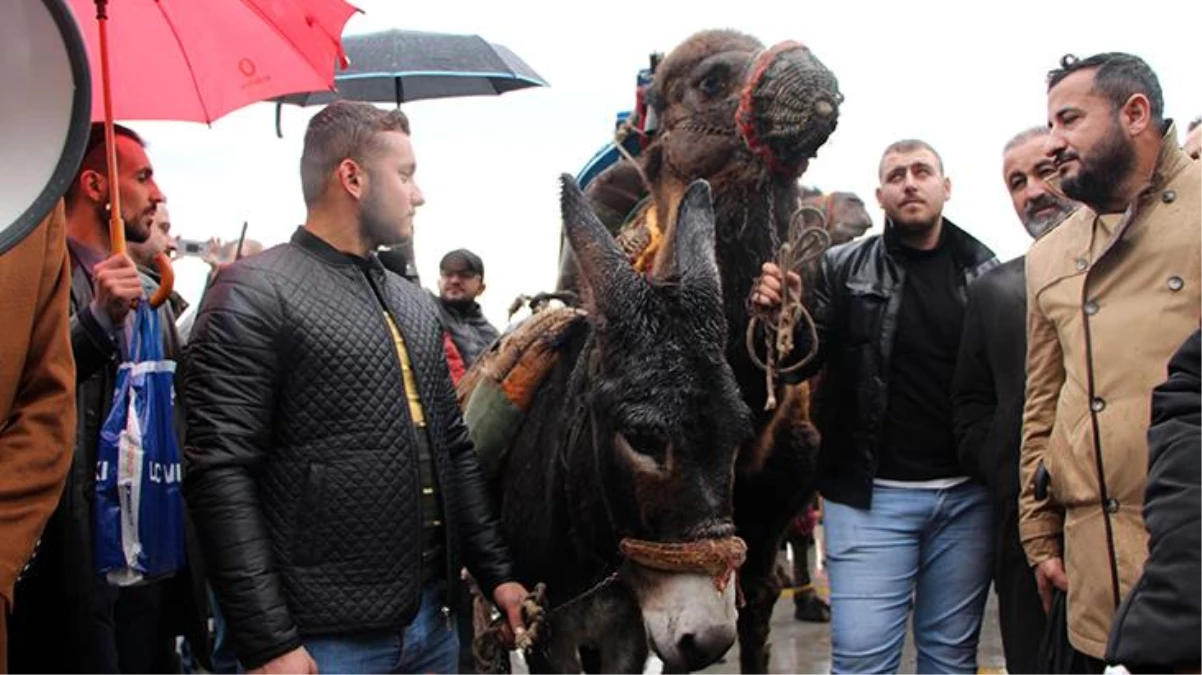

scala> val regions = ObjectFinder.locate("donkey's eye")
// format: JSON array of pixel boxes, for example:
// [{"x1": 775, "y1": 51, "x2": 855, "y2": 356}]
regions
[{"x1": 620, "y1": 430, "x2": 669, "y2": 463}]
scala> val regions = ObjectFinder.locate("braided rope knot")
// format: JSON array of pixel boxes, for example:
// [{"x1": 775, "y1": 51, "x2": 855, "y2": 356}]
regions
[{"x1": 619, "y1": 536, "x2": 748, "y2": 593}]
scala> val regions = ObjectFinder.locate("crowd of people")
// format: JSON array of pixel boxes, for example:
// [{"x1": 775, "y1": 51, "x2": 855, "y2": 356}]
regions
[{"x1": 0, "y1": 47, "x2": 1198, "y2": 675}]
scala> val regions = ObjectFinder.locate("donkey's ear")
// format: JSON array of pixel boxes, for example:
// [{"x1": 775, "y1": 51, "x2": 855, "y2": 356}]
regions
[
  {"x1": 559, "y1": 174, "x2": 643, "y2": 317},
  {"x1": 661, "y1": 180, "x2": 720, "y2": 295}
]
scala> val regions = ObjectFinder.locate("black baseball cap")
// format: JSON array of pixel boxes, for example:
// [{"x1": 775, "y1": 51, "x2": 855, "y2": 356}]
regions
[{"x1": 439, "y1": 249, "x2": 484, "y2": 278}]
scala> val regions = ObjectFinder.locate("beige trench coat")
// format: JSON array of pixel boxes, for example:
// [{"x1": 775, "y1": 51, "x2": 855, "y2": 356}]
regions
[{"x1": 1020, "y1": 127, "x2": 1201, "y2": 658}]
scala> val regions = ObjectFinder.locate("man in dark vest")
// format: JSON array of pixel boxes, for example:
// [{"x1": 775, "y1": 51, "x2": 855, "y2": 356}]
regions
[{"x1": 953, "y1": 126, "x2": 1076, "y2": 674}]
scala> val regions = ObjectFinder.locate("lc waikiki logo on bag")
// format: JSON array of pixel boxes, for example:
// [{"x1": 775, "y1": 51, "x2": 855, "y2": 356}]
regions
[{"x1": 94, "y1": 300, "x2": 185, "y2": 586}]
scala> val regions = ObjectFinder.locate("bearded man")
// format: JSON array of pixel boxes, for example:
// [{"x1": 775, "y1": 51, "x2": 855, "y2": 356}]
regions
[{"x1": 1019, "y1": 52, "x2": 1201, "y2": 669}]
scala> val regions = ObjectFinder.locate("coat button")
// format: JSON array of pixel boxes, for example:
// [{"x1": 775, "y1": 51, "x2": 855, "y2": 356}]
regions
[
  {"x1": 1084, "y1": 300, "x2": 1099, "y2": 316},
  {"x1": 1075, "y1": 257, "x2": 1089, "y2": 272},
  {"x1": 1162, "y1": 189, "x2": 1177, "y2": 204},
  {"x1": 1104, "y1": 497, "x2": 1120, "y2": 514},
  {"x1": 1091, "y1": 397, "x2": 1106, "y2": 412},
  {"x1": 1168, "y1": 276, "x2": 1185, "y2": 291}
]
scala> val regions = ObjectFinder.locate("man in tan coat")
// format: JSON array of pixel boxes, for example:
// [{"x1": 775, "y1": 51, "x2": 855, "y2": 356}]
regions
[
  {"x1": 1020, "y1": 51, "x2": 1201, "y2": 666},
  {"x1": 0, "y1": 201, "x2": 76, "y2": 672}
]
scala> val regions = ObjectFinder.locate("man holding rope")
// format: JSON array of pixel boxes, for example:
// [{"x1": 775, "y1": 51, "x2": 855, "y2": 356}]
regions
[{"x1": 754, "y1": 139, "x2": 997, "y2": 673}]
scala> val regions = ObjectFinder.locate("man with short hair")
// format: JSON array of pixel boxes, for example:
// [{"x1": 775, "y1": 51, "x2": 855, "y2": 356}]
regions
[
  {"x1": 7, "y1": 122, "x2": 208, "y2": 673},
  {"x1": 128, "y1": 204, "x2": 188, "y2": 318},
  {"x1": 437, "y1": 248, "x2": 499, "y2": 368},
  {"x1": 754, "y1": 138, "x2": 998, "y2": 673},
  {"x1": 1020, "y1": 52, "x2": 1201, "y2": 668},
  {"x1": 952, "y1": 126, "x2": 1077, "y2": 674},
  {"x1": 183, "y1": 100, "x2": 527, "y2": 675}
]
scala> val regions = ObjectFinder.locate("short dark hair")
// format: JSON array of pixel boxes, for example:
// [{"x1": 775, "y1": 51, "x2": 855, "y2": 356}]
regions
[
  {"x1": 1047, "y1": 53, "x2": 1164, "y2": 129},
  {"x1": 300, "y1": 100, "x2": 411, "y2": 207},
  {"x1": 64, "y1": 122, "x2": 145, "y2": 206},
  {"x1": 439, "y1": 248, "x2": 485, "y2": 278},
  {"x1": 1003, "y1": 126, "x2": 1049, "y2": 155},
  {"x1": 878, "y1": 138, "x2": 944, "y2": 180},
  {"x1": 1188, "y1": 116, "x2": 1201, "y2": 133}
]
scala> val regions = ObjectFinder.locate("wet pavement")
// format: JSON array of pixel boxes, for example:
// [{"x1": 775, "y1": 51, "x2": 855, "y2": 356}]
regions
[{"x1": 697, "y1": 587, "x2": 1005, "y2": 674}]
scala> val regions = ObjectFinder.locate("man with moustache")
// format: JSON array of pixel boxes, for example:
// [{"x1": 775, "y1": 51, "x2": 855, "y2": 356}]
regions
[
  {"x1": 753, "y1": 139, "x2": 997, "y2": 673},
  {"x1": 182, "y1": 101, "x2": 527, "y2": 675},
  {"x1": 1019, "y1": 52, "x2": 1201, "y2": 669},
  {"x1": 952, "y1": 126, "x2": 1077, "y2": 674},
  {"x1": 128, "y1": 204, "x2": 189, "y2": 317},
  {"x1": 6, "y1": 123, "x2": 210, "y2": 673}
]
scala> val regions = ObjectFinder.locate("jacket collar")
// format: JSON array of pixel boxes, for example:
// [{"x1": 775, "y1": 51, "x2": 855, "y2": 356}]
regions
[
  {"x1": 291, "y1": 227, "x2": 386, "y2": 274},
  {"x1": 883, "y1": 216, "x2": 995, "y2": 270}
]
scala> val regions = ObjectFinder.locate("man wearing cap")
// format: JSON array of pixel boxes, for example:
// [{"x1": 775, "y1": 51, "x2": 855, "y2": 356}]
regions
[{"x1": 436, "y1": 249, "x2": 499, "y2": 368}]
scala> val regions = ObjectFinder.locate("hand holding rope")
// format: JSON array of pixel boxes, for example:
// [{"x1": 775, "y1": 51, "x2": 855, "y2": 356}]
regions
[{"x1": 746, "y1": 205, "x2": 830, "y2": 410}]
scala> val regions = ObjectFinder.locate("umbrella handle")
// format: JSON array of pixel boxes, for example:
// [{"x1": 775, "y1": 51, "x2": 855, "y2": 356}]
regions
[{"x1": 149, "y1": 253, "x2": 175, "y2": 309}]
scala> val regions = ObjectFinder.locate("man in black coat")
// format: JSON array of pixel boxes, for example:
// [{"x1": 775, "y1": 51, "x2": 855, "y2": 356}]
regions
[
  {"x1": 436, "y1": 248, "x2": 499, "y2": 368},
  {"x1": 952, "y1": 126, "x2": 1077, "y2": 674},
  {"x1": 182, "y1": 101, "x2": 527, "y2": 674},
  {"x1": 1106, "y1": 329, "x2": 1201, "y2": 672}
]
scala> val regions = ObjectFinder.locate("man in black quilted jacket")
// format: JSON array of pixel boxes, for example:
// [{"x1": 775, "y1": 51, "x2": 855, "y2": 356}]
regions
[{"x1": 181, "y1": 100, "x2": 528, "y2": 674}]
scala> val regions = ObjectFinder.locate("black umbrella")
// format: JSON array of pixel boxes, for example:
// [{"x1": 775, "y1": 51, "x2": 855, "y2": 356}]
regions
[{"x1": 275, "y1": 28, "x2": 548, "y2": 134}]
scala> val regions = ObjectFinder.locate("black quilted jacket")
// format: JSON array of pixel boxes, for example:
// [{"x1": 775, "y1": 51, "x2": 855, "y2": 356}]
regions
[{"x1": 181, "y1": 229, "x2": 514, "y2": 670}]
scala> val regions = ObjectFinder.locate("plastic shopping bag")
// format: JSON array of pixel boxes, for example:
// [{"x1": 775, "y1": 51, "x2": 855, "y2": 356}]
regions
[{"x1": 94, "y1": 300, "x2": 185, "y2": 585}]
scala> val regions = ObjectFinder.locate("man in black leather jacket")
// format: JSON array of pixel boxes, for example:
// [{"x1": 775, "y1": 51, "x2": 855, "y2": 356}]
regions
[
  {"x1": 436, "y1": 248, "x2": 499, "y2": 368},
  {"x1": 952, "y1": 126, "x2": 1077, "y2": 674},
  {"x1": 182, "y1": 101, "x2": 527, "y2": 674},
  {"x1": 756, "y1": 139, "x2": 997, "y2": 673}
]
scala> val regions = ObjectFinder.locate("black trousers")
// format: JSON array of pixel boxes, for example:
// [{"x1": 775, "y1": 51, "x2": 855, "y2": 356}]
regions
[
  {"x1": 994, "y1": 498, "x2": 1048, "y2": 675},
  {"x1": 90, "y1": 576, "x2": 178, "y2": 674}
]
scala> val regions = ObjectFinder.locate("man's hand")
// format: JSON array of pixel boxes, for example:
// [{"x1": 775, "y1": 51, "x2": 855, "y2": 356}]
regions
[
  {"x1": 750, "y1": 262, "x2": 802, "y2": 323},
  {"x1": 247, "y1": 646, "x2": 318, "y2": 674},
  {"x1": 1035, "y1": 556, "x2": 1069, "y2": 614},
  {"x1": 93, "y1": 254, "x2": 143, "y2": 325},
  {"x1": 492, "y1": 581, "x2": 530, "y2": 648}
]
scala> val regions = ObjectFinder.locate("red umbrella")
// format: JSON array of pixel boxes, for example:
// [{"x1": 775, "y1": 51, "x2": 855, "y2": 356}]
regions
[{"x1": 67, "y1": 0, "x2": 358, "y2": 306}]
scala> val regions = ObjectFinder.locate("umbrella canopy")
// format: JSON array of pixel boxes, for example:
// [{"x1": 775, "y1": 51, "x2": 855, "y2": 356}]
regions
[
  {"x1": 67, "y1": 0, "x2": 357, "y2": 306},
  {"x1": 68, "y1": 0, "x2": 358, "y2": 124},
  {"x1": 279, "y1": 28, "x2": 548, "y2": 108}
]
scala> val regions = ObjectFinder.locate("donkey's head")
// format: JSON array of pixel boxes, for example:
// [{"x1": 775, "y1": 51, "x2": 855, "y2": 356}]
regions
[{"x1": 561, "y1": 174, "x2": 752, "y2": 671}]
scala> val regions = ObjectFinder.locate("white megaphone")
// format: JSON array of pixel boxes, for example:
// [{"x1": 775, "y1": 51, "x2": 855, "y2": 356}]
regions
[{"x1": 0, "y1": 0, "x2": 91, "y2": 255}]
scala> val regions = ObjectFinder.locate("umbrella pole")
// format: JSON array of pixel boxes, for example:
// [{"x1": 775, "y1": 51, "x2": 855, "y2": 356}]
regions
[
  {"x1": 95, "y1": 0, "x2": 174, "y2": 308},
  {"x1": 95, "y1": 0, "x2": 123, "y2": 256}
]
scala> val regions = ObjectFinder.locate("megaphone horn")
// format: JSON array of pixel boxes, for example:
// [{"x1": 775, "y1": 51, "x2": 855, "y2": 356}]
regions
[{"x1": 1, "y1": 0, "x2": 92, "y2": 255}]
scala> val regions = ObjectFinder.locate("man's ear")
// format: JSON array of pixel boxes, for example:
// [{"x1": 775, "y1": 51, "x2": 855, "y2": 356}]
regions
[
  {"x1": 337, "y1": 158, "x2": 365, "y2": 199},
  {"x1": 81, "y1": 169, "x2": 107, "y2": 203},
  {"x1": 477, "y1": 281, "x2": 486, "y2": 296},
  {"x1": 1121, "y1": 93, "x2": 1152, "y2": 137}
]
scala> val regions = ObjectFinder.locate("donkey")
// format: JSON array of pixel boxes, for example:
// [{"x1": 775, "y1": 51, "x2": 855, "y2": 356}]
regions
[
  {"x1": 563, "y1": 30, "x2": 844, "y2": 672},
  {"x1": 493, "y1": 176, "x2": 754, "y2": 673}
]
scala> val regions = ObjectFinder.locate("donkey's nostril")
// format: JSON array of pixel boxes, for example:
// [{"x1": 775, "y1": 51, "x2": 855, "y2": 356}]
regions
[{"x1": 677, "y1": 633, "x2": 703, "y2": 668}]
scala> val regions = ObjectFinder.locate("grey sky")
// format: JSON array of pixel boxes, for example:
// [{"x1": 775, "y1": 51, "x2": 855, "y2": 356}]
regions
[{"x1": 137, "y1": 0, "x2": 1202, "y2": 326}]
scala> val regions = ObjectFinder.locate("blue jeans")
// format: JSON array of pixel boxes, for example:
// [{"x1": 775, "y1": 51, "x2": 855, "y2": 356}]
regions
[
  {"x1": 825, "y1": 481, "x2": 992, "y2": 674},
  {"x1": 303, "y1": 580, "x2": 459, "y2": 674}
]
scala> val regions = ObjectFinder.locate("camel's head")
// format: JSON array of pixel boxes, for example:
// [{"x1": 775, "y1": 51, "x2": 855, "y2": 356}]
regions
[{"x1": 643, "y1": 30, "x2": 841, "y2": 189}]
